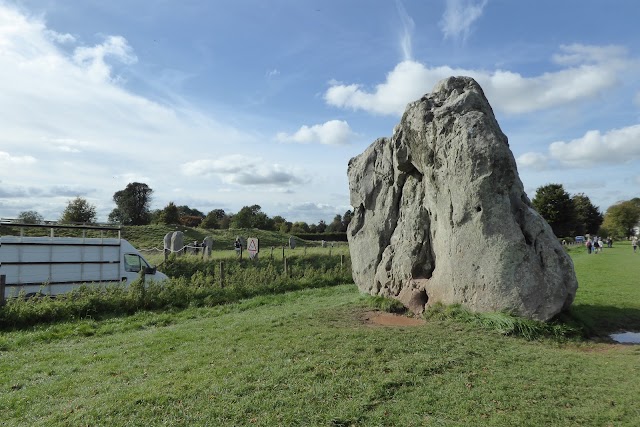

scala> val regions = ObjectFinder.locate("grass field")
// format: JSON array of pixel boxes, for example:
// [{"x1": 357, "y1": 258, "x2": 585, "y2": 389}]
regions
[{"x1": 1, "y1": 242, "x2": 640, "y2": 426}]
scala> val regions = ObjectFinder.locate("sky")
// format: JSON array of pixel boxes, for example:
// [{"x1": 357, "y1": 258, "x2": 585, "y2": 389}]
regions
[{"x1": 1, "y1": 0, "x2": 640, "y2": 225}]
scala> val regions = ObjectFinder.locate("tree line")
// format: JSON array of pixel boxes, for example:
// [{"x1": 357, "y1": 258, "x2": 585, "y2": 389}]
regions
[
  {"x1": 532, "y1": 183, "x2": 640, "y2": 239},
  {"x1": 15, "y1": 182, "x2": 353, "y2": 234},
  {"x1": 16, "y1": 181, "x2": 640, "y2": 239}
]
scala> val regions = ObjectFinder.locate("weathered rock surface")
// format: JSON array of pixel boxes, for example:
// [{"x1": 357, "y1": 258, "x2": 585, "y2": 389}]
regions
[{"x1": 347, "y1": 76, "x2": 578, "y2": 321}]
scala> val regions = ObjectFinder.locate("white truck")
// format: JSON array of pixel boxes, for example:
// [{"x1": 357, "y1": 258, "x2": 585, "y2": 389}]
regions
[{"x1": 0, "y1": 222, "x2": 168, "y2": 299}]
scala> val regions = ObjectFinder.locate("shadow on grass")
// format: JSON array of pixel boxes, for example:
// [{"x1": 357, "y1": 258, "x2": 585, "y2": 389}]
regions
[{"x1": 560, "y1": 304, "x2": 640, "y2": 338}]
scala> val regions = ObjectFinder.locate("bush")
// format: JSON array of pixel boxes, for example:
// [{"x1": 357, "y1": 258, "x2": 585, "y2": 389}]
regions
[{"x1": 0, "y1": 255, "x2": 354, "y2": 330}]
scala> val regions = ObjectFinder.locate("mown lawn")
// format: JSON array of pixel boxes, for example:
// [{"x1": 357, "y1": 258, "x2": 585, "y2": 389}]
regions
[{"x1": 1, "y1": 242, "x2": 639, "y2": 426}]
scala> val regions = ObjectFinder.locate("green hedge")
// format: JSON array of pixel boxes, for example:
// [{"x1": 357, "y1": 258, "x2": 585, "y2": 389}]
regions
[{"x1": 292, "y1": 232, "x2": 347, "y2": 242}]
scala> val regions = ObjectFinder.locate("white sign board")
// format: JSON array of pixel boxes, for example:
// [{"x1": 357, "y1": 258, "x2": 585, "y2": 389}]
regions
[{"x1": 247, "y1": 237, "x2": 259, "y2": 260}]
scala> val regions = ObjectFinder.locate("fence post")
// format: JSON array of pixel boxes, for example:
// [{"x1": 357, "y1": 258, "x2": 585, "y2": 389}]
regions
[
  {"x1": 219, "y1": 261, "x2": 225, "y2": 288},
  {"x1": 283, "y1": 257, "x2": 287, "y2": 276},
  {"x1": 282, "y1": 246, "x2": 285, "y2": 259},
  {"x1": 0, "y1": 275, "x2": 5, "y2": 306}
]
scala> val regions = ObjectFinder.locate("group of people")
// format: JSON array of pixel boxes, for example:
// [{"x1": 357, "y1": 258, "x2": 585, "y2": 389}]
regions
[{"x1": 585, "y1": 236, "x2": 612, "y2": 254}]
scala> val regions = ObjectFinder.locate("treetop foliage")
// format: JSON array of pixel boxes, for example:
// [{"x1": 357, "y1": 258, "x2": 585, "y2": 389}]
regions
[
  {"x1": 60, "y1": 197, "x2": 97, "y2": 224},
  {"x1": 109, "y1": 182, "x2": 153, "y2": 225},
  {"x1": 532, "y1": 184, "x2": 603, "y2": 238}
]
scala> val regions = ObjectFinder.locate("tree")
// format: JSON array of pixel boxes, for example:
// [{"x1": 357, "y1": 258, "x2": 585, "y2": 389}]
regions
[
  {"x1": 572, "y1": 193, "x2": 603, "y2": 235},
  {"x1": 17, "y1": 210, "x2": 44, "y2": 224},
  {"x1": 177, "y1": 205, "x2": 204, "y2": 218},
  {"x1": 603, "y1": 200, "x2": 640, "y2": 238},
  {"x1": 342, "y1": 210, "x2": 353, "y2": 232},
  {"x1": 161, "y1": 202, "x2": 180, "y2": 225},
  {"x1": 60, "y1": 197, "x2": 97, "y2": 223},
  {"x1": 272, "y1": 215, "x2": 287, "y2": 232},
  {"x1": 327, "y1": 214, "x2": 343, "y2": 232},
  {"x1": 111, "y1": 182, "x2": 153, "y2": 225},
  {"x1": 291, "y1": 221, "x2": 310, "y2": 234},
  {"x1": 316, "y1": 220, "x2": 327, "y2": 233},
  {"x1": 532, "y1": 184, "x2": 576, "y2": 237},
  {"x1": 202, "y1": 209, "x2": 228, "y2": 229},
  {"x1": 230, "y1": 205, "x2": 273, "y2": 229}
]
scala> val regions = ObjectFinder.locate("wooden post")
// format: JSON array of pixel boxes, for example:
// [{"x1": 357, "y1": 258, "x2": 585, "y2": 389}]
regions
[
  {"x1": 282, "y1": 246, "x2": 285, "y2": 259},
  {"x1": 0, "y1": 275, "x2": 5, "y2": 306},
  {"x1": 283, "y1": 257, "x2": 287, "y2": 276},
  {"x1": 341, "y1": 254, "x2": 344, "y2": 268},
  {"x1": 304, "y1": 246, "x2": 307, "y2": 256},
  {"x1": 219, "y1": 261, "x2": 225, "y2": 288},
  {"x1": 270, "y1": 246, "x2": 274, "y2": 261}
]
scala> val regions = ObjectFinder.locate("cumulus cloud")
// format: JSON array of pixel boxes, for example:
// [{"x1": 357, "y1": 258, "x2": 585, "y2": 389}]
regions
[
  {"x1": 0, "y1": 151, "x2": 37, "y2": 164},
  {"x1": 181, "y1": 155, "x2": 305, "y2": 186},
  {"x1": 440, "y1": 0, "x2": 488, "y2": 41},
  {"x1": 276, "y1": 120, "x2": 356, "y2": 145},
  {"x1": 516, "y1": 152, "x2": 549, "y2": 171},
  {"x1": 325, "y1": 44, "x2": 630, "y2": 116},
  {"x1": 0, "y1": 4, "x2": 258, "y2": 220},
  {"x1": 549, "y1": 124, "x2": 640, "y2": 166},
  {"x1": 517, "y1": 123, "x2": 640, "y2": 170}
]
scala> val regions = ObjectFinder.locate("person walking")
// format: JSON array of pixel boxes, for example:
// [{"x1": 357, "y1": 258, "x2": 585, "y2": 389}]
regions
[{"x1": 632, "y1": 236, "x2": 638, "y2": 253}]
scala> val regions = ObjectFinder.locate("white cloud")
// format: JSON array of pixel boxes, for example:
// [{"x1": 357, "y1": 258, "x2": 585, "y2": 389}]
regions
[
  {"x1": 549, "y1": 124, "x2": 640, "y2": 166},
  {"x1": 276, "y1": 120, "x2": 356, "y2": 145},
  {"x1": 0, "y1": 151, "x2": 37, "y2": 164},
  {"x1": 440, "y1": 0, "x2": 488, "y2": 41},
  {"x1": 266, "y1": 69, "x2": 280, "y2": 78},
  {"x1": 73, "y1": 35, "x2": 137, "y2": 82},
  {"x1": 325, "y1": 45, "x2": 630, "y2": 116},
  {"x1": 181, "y1": 155, "x2": 305, "y2": 186},
  {"x1": 46, "y1": 30, "x2": 75, "y2": 44},
  {"x1": 395, "y1": 0, "x2": 414, "y2": 60},
  {"x1": 0, "y1": 4, "x2": 260, "y2": 220},
  {"x1": 516, "y1": 152, "x2": 549, "y2": 171}
]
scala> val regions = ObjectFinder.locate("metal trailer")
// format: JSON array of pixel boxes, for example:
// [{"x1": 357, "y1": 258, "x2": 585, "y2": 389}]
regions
[{"x1": 0, "y1": 221, "x2": 168, "y2": 298}]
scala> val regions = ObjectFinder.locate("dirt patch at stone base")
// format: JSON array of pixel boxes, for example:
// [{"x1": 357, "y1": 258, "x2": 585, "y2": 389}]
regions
[{"x1": 362, "y1": 310, "x2": 426, "y2": 327}]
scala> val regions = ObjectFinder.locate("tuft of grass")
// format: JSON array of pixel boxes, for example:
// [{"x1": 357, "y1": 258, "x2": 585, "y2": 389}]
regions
[
  {"x1": 364, "y1": 295, "x2": 407, "y2": 314},
  {"x1": 424, "y1": 303, "x2": 580, "y2": 341}
]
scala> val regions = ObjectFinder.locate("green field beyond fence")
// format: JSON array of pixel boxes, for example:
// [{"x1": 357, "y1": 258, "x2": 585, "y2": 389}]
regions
[{"x1": 1, "y1": 236, "x2": 640, "y2": 426}]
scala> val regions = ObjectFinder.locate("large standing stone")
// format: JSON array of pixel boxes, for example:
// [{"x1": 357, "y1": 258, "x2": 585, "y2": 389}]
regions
[{"x1": 347, "y1": 76, "x2": 578, "y2": 321}]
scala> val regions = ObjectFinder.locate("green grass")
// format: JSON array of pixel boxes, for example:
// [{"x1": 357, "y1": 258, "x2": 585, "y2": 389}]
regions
[
  {"x1": 1, "y1": 239, "x2": 640, "y2": 426},
  {"x1": 564, "y1": 240, "x2": 640, "y2": 336}
]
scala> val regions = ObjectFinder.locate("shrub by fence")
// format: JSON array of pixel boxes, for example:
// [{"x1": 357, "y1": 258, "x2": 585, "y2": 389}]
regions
[
  {"x1": 0, "y1": 254, "x2": 353, "y2": 330},
  {"x1": 292, "y1": 232, "x2": 348, "y2": 242}
]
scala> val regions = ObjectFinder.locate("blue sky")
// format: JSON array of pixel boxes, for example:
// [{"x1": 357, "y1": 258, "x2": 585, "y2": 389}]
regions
[{"x1": 1, "y1": 0, "x2": 640, "y2": 224}]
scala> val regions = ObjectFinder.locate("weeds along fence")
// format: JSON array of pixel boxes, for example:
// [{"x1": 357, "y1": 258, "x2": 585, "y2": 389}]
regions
[{"x1": 0, "y1": 253, "x2": 353, "y2": 330}]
